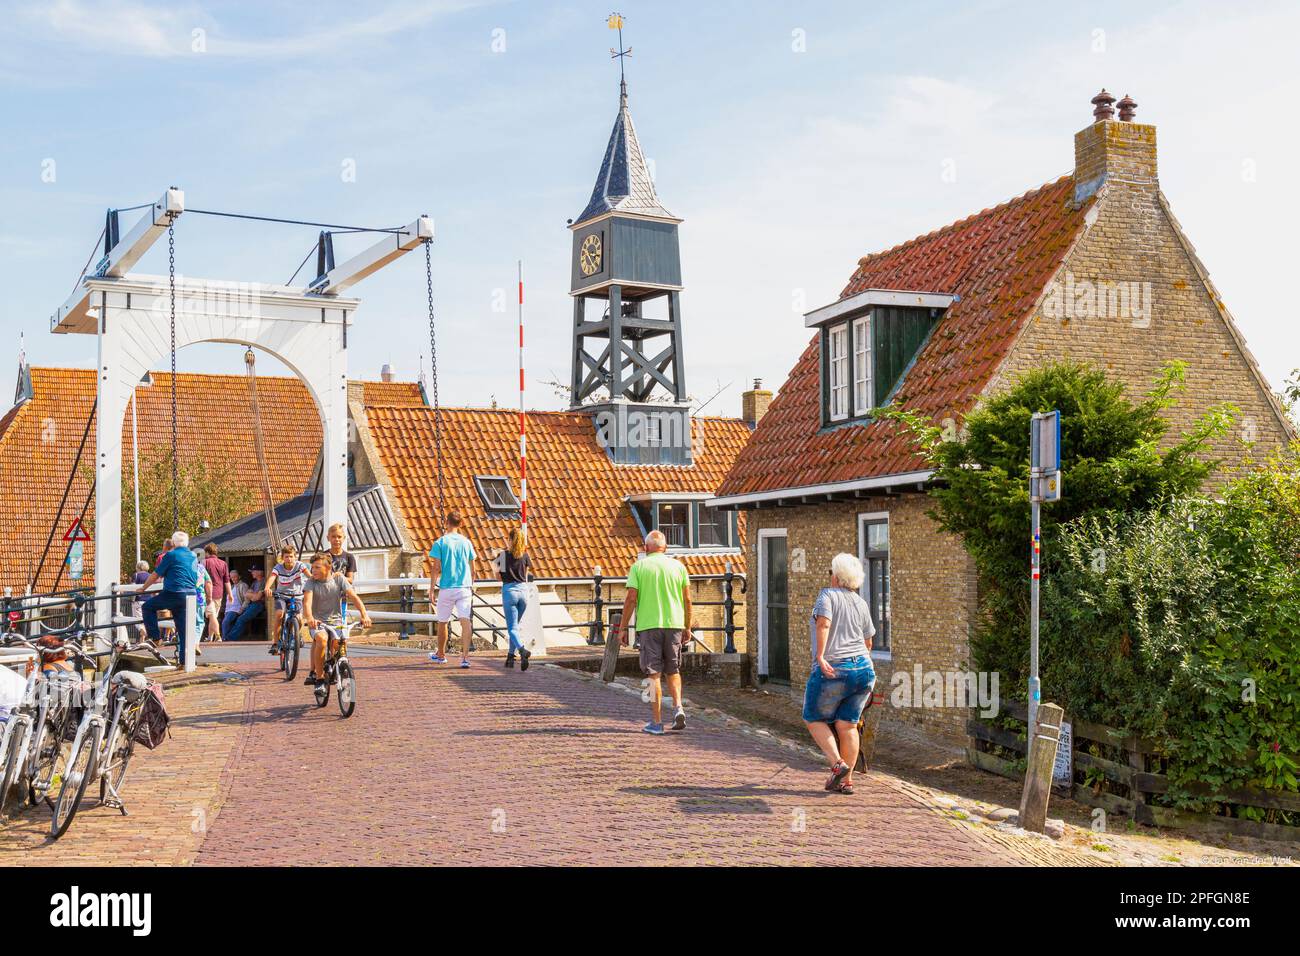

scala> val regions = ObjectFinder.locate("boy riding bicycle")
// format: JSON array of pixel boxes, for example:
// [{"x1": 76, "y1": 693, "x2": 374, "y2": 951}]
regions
[
  {"x1": 267, "y1": 543, "x2": 310, "y2": 655},
  {"x1": 302, "y1": 551, "x2": 372, "y2": 686}
]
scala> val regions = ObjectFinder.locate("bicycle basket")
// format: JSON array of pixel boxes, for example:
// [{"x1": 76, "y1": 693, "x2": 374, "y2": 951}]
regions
[{"x1": 132, "y1": 682, "x2": 171, "y2": 750}]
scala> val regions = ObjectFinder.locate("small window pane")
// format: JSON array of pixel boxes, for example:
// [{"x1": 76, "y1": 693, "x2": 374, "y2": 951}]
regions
[
  {"x1": 698, "y1": 507, "x2": 731, "y2": 547},
  {"x1": 657, "y1": 502, "x2": 690, "y2": 548},
  {"x1": 853, "y1": 316, "x2": 872, "y2": 415},
  {"x1": 828, "y1": 324, "x2": 849, "y2": 420}
]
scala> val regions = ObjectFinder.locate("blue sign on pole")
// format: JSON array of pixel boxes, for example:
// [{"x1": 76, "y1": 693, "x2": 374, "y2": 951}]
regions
[{"x1": 67, "y1": 540, "x2": 84, "y2": 581}]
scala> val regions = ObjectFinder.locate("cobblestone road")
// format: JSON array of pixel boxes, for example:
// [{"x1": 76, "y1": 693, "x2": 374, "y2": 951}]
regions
[{"x1": 5, "y1": 655, "x2": 1068, "y2": 866}]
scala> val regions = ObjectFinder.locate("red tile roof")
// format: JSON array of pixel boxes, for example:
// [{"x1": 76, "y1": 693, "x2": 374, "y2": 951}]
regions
[
  {"x1": 718, "y1": 175, "x2": 1094, "y2": 497},
  {"x1": 365, "y1": 404, "x2": 751, "y2": 579},
  {"x1": 0, "y1": 368, "x2": 422, "y2": 591}
]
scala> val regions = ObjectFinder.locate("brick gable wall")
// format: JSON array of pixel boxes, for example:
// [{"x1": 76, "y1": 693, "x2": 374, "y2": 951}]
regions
[{"x1": 993, "y1": 179, "x2": 1293, "y2": 462}]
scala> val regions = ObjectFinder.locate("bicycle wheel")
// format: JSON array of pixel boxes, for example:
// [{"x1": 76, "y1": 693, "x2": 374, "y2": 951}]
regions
[
  {"x1": 284, "y1": 621, "x2": 300, "y2": 681},
  {"x1": 0, "y1": 721, "x2": 27, "y2": 818},
  {"x1": 336, "y1": 660, "x2": 356, "y2": 719},
  {"x1": 99, "y1": 716, "x2": 136, "y2": 804},
  {"x1": 50, "y1": 722, "x2": 101, "y2": 840},
  {"x1": 30, "y1": 710, "x2": 70, "y2": 807}
]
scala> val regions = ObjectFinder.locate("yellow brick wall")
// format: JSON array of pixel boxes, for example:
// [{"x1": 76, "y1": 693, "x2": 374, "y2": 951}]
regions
[
  {"x1": 995, "y1": 144, "x2": 1293, "y2": 465},
  {"x1": 743, "y1": 496, "x2": 977, "y2": 741}
]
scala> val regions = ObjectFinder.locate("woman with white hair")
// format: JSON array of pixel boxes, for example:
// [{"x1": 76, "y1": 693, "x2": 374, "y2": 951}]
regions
[{"x1": 803, "y1": 552, "x2": 876, "y2": 794}]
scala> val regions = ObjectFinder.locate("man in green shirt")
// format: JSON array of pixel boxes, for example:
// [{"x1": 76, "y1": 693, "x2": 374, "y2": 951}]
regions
[{"x1": 615, "y1": 530, "x2": 693, "y2": 735}]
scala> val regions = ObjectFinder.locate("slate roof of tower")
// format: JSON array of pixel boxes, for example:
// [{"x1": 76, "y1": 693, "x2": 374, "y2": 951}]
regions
[{"x1": 576, "y1": 92, "x2": 676, "y2": 223}]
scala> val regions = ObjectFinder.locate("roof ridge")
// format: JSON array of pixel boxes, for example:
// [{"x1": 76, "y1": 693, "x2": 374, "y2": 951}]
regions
[
  {"x1": 852, "y1": 173, "x2": 1075, "y2": 274},
  {"x1": 28, "y1": 366, "x2": 416, "y2": 387}
]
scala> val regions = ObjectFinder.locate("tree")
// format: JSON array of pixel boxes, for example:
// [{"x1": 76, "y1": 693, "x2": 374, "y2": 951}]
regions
[
  {"x1": 121, "y1": 448, "x2": 255, "y2": 575},
  {"x1": 887, "y1": 360, "x2": 1235, "y2": 680}
]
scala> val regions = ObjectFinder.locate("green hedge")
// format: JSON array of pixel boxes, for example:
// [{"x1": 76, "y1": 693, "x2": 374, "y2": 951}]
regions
[{"x1": 1038, "y1": 454, "x2": 1300, "y2": 813}]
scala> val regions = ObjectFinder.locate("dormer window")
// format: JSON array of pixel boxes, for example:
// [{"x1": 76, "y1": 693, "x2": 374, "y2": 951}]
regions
[
  {"x1": 474, "y1": 475, "x2": 520, "y2": 514},
  {"x1": 625, "y1": 493, "x2": 738, "y2": 552},
  {"x1": 806, "y1": 288, "x2": 956, "y2": 428}
]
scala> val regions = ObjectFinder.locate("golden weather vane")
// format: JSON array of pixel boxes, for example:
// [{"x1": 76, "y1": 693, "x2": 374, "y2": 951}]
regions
[{"x1": 608, "y1": 12, "x2": 631, "y2": 100}]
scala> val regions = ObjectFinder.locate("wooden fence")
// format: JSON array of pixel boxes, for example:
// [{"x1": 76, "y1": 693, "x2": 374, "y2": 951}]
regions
[{"x1": 967, "y1": 701, "x2": 1300, "y2": 844}]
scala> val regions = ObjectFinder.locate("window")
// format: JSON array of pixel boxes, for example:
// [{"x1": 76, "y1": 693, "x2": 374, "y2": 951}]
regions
[
  {"x1": 858, "y1": 515, "x2": 890, "y2": 654},
  {"x1": 657, "y1": 502, "x2": 690, "y2": 548},
  {"x1": 473, "y1": 476, "x2": 520, "y2": 513},
  {"x1": 627, "y1": 497, "x2": 740, "y2": 551},
  {"x1": 827, "y1": 323, "x2": 849, "y2": 421},
  {"x1": 821, "y1": 306, "x2": 939, "y2": 426},
  {"x1": 352, "y1": 550, "x2": 388, "y2": 594},
  {"x1": 697, "y1": 505, "x2": 733, "y2": 548},
  {"x1": 853, "y1": 315, "x2": 872, "y2": 416}
]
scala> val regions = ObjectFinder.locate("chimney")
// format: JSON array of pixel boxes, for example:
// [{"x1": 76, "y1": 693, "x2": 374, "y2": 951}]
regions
[
  {"x1": 380, "y1": 363, "x2": 395, "y2": 383},
  {"x1": 1074, "y1": 89, "x2": 1156, "y2": 203},
  {"x1": 741, "y1": 378, "x2": 773, "y2": 429}
]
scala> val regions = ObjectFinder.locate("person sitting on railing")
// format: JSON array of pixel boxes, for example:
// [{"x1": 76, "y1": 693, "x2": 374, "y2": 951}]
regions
[
  {"x1": 224, "y1": 567, "x2": 266, "y2": 642},
  {"x1": 494, "y1": 528, "x2": 532, "y2": 671},
  {"x1": 138, "y1": 530, "x2": 200, "y2": 664}
]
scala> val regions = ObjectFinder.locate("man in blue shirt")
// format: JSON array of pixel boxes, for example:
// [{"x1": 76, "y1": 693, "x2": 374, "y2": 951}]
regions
[
  {"x1": 427, "y1": 511, "x2": 477, "y2": 668},
  {"x1": 140, "y1": 530, "x2": 201, "y2": 663}
]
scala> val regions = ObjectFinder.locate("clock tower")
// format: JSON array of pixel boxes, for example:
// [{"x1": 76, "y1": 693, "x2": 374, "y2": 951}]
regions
[{"x1": 569, "y1": 45, "x2": 691, "y2": 464}]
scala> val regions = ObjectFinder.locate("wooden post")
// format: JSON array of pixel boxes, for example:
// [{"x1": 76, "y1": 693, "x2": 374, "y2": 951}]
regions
[
  {"x1": 1019, "y1": 702, "x2": 1064, "y2": 833},
  {"x1": 597, "y1": 568, "x2": 622, "y2": 683}
]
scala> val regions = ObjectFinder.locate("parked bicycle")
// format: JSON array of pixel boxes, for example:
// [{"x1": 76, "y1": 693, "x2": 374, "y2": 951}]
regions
[
  {"x1": 49, "y1": 634, "x2": 166, "y2": 840},
  {"x1": 0, "y1": 599, "x2": 95, "y2": 819}
]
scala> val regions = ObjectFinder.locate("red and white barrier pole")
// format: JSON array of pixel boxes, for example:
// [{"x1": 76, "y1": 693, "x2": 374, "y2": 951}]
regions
[{"x1": 518, "y1": 260, "x2": 527, "y2": 540}]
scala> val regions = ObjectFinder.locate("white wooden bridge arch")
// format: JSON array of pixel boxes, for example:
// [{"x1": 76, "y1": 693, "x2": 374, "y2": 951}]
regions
[{"x1": 48, "y1": 189, "x2": 433, "y2": 631}]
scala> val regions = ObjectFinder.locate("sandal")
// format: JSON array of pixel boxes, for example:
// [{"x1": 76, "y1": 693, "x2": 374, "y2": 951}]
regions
[
  {"x1": 834, "y1": 781, "x2": 855, "y2": 795},
  {"x1": 824, "y1": 761, "x2": 850, "y2": 792}
]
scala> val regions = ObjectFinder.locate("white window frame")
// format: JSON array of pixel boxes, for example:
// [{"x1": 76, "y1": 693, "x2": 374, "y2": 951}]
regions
[
  {"x1": 853, "y1": 315, "x2": 873, "y2": 416},
  {"x1": 827, "y1": 322, "x2": 849, "y2": 422},
  {"x1": 857, "y1": 511, "x2": 891, "y2": 660},
  {"x1": 352, "y1": 549, "x2": 389, "y2": 594},
  {"x1": 756, "y1": 528, "x2": 787, "y2": 678},
  {"x1": 656, "y1": 500, "x2": 692, "y2": 549}
]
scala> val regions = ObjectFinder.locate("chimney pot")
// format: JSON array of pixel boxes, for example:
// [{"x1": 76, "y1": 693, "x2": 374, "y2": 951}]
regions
[
  {"x1": 1117, "y1": 93, "x2": 1137, "y2": 121},
  {"x1": 1091, "y1": 88, "x2": 1116, "y2": 121},
  {"x1": 380, "y1": 363, "x2": 395, "y2": 383}
]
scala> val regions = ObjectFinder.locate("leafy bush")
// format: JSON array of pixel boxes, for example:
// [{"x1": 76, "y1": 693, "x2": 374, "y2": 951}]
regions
[
  {"x1": 1044, "y1": 453, "x2": 1300, "y2": 809},
  {"x1": 890, "y1": 360, "x2": 1233, "y2": 681}
]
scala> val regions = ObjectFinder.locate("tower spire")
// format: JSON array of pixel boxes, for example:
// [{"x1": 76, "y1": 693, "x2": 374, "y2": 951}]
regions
[{"x1": 608, "y1": 12, "x2": 630, "y2": 106}]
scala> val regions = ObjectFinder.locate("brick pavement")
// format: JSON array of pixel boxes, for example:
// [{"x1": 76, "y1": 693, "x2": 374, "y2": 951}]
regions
[
  {"x1": 0, "y1": 681, "x2": 248, "y2": 865},
  {"x1": 194, "y1": 657, "x2": 1020, "y2": 866},
  {"x1": 5, "y1": 656, "x2": 1084, "y2": 866}
]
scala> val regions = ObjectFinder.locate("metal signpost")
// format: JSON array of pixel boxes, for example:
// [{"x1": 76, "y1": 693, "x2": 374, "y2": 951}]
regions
[{"x1": 1028, "y1": 410, "x2": 1062, "y2": 738}]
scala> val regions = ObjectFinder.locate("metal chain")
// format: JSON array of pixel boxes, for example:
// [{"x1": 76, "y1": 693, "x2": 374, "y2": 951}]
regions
[
  {"x1": 425, "y1": 240, "x2": 444, "y2": 531},
  {"x1": 168, "y1": 223, "x2": 179, "y2": 532}
]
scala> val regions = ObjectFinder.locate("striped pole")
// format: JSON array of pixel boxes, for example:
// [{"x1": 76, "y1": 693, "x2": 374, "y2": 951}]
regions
[{"x1": 518, "y1": 260, "x2": 527, "y2": 539}]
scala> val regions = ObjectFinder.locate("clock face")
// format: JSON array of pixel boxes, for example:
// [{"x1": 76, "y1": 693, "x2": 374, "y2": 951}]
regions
[{"x1": 578, "y1": 233, "x2": 602, "y2": 277}]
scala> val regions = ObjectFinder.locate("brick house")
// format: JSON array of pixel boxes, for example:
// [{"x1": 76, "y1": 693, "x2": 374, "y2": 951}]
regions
[{"x1": 712, "y1": 92, "x2": 1294, "y2": 740}]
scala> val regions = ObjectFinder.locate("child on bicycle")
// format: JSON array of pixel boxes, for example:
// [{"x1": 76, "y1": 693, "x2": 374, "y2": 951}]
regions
[
  {"x1": 302, "y1": 551, "x2": 372, "y2": 686},
  {"x1": 266, "y1": 543, "x2": 310, "y2": 655}
]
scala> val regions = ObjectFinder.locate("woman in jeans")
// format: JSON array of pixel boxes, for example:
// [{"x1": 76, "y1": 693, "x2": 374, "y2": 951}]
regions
[
  {"x1": 497, "y1": 529, "x2": 532, "y2": 671},
  {"x1": 803, "y1": 553, "x2": 877, "y2": 794}
]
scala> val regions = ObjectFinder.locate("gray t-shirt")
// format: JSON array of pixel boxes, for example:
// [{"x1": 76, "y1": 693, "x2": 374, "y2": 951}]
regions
[
  {"x1": 304, "y1": 572, "x2": 353, "y2": 624},
  {"x1": 810, "y1": 587, "x2": 876, "y2": 663}
]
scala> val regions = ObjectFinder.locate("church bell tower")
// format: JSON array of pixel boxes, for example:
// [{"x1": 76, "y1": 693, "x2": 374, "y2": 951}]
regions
[{"x1": 569, "y1": 16, "x2": 691, "y2": 464}]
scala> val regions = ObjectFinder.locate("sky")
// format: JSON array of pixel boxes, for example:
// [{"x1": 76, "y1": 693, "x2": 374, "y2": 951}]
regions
[{"x1": 2, "y1": 0, "x2": 1298, "y2": 416}]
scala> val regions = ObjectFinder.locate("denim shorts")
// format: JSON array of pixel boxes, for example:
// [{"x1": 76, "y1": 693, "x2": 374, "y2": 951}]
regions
[{"x1": 802, "y1": 655, "x2": 876, "y2": 723}]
